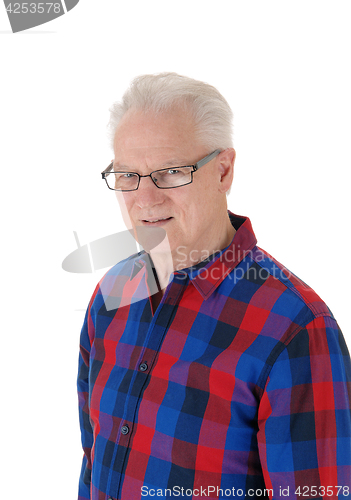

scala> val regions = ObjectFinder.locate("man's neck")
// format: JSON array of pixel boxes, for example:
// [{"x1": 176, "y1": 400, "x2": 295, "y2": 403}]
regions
[{"x1": 149, "y1": 217, "x2": 236, "y2": 294}]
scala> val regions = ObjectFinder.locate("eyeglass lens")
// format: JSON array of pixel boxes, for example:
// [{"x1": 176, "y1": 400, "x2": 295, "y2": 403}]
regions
[{"x1": 105, "y1": 166, "x2": 194, "y2": 191}]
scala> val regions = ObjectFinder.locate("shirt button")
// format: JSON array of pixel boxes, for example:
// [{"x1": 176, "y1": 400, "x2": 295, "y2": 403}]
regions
[
  {"x1": 139, "y1": 362, "x2": 148, "y2": 372},
  {"x1": 121, "y1": 425, "x2": 129, "y2": 435}
]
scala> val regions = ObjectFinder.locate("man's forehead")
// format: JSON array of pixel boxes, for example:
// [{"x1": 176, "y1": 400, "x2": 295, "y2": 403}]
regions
[
  {"x1": 112, "y1": 108, "x2": 203, "y2": 167},
  {"x1": 112, "y1": 146, "x2": 194, "y2": 169},
  {"x1": 114, "y1": 108, "x2": 195, "y2": 144}
]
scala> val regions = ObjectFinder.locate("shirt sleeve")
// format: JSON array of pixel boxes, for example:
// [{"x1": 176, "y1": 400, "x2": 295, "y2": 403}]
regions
[
  {"x1": 257, "y1": 315, "x2": 351, "y2": 500},
  {"x1": 77, "y1": 290, "x2": 98, "y2": 500}
]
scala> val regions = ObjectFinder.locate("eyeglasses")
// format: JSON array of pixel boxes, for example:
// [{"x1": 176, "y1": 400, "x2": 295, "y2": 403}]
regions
[{"x1": 101, "y1": 149, "x2": 221, "y2": 191}]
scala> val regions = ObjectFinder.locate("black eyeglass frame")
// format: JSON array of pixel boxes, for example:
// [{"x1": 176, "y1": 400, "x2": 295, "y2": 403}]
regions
[{"x1": 101, "y1": 149, "x2": 221, "y2": 191}]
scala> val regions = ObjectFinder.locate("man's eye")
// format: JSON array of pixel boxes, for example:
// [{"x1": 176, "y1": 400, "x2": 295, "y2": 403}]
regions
[
  {"x1": 167, "y1": 169, "x2": 180, "y2": 175},
  {"x1": 122, "y1": 173, "x2": 137, "y2": 178}
]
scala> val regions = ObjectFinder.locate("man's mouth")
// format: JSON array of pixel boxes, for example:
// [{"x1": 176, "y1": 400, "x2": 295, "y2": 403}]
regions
[{"x1": 140, "y1": 217, "x2": 173, "y2": 225}]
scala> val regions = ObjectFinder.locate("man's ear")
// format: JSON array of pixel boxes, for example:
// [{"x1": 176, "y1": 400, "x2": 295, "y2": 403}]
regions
[{"x1": 217, "y1": 148, "x2": 236, "y2": 193}]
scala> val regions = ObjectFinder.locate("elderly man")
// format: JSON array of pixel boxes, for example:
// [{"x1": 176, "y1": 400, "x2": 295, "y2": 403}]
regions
[{"x1": 77, "y1": 73, "x2": 351, "y2": 500}]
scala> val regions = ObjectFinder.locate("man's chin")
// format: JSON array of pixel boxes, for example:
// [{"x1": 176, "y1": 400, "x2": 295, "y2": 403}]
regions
[
  {"x1": 129, "y1": 225, "x2": 169, "y2": 253},
  {"x1": 149, "y1": 237, "x2": 174, "y2": 257}
]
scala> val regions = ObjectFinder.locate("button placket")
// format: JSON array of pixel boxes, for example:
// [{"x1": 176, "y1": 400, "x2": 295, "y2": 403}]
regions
[{"x1": 108, "y1": 274, "x2": 188, "y2": 497}]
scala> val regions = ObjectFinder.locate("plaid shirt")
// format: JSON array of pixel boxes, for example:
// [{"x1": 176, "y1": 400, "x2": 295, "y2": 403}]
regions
[{"x1": 77, "y1": 212, "x2": 351, "y2": 500}]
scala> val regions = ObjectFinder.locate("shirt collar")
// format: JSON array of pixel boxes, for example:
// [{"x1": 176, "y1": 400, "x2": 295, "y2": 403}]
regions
[
  {"x1": 186, "y1": 212, "x2": 257, "y2": 298},
  {"x1": 130, "y1": 211, "x2": 257, "y2": 299}
]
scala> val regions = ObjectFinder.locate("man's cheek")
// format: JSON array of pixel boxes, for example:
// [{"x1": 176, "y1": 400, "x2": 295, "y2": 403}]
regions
[{"x1": 116, "y1": 192, "x2": 134, "y2": 228}]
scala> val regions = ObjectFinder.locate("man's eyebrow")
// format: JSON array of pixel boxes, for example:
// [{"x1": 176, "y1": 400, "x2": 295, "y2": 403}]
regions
[
  {"x1": 161, "y1": 158, "x2": 191, "y2": 167},
  {"x1": 112, "y1": 162, "x2": 132, "y2": 170},
  {"x1": 112, "y1": 158, "x2": 192, "y2": 170}
]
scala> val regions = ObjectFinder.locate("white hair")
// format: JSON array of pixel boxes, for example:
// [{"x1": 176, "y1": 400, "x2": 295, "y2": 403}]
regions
[{"x1": 107, "y1": 72, "x2": 233, "y2": 152}]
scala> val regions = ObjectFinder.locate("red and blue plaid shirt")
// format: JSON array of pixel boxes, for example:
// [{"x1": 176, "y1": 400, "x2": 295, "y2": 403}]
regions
[{"x1": 78, "y1": 212, "x2": 351, "y2": 499}]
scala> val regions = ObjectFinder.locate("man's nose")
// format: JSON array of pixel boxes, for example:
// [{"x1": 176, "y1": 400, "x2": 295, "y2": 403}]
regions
[{"x1": 135, "y1": 175, "x2": 165, "y2": 208}]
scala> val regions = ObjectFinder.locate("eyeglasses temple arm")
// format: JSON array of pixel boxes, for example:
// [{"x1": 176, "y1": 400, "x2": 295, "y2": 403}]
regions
[
  {"x1": 101, "y1": 161, "x2": 114, "y2": 177},
  {"x1": 194, "y1": 149, "x2": 221, "y2": 170}
]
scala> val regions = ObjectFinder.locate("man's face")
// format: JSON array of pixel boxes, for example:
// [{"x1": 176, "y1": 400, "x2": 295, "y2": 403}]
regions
[{"x1": 113, "y1": 106, "x2": 233, "y2": 265}]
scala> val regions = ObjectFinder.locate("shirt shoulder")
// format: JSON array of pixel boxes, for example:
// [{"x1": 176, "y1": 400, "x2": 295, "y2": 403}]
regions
[
  {"x1": 102, "y1": 250, "x2": 144, "y2": 277},
  {"x1": 252, "y1": 246, "x2": 333, "y2": 320},
  {"x1": 85, "y1": 250, "x2": 146, "y2": 319}
]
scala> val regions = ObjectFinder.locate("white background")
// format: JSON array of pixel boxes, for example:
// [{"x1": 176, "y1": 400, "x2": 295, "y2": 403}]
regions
[{"x1": 1, "y1": 1, "x2": 350, "y2": 497}]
